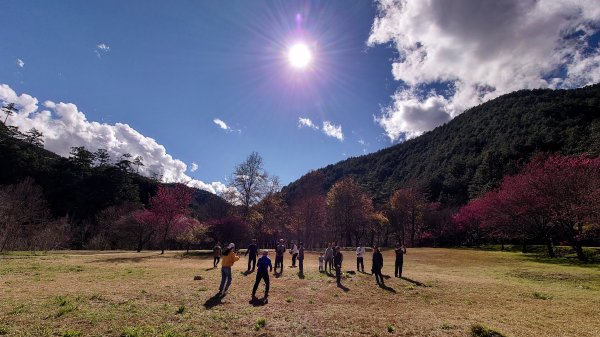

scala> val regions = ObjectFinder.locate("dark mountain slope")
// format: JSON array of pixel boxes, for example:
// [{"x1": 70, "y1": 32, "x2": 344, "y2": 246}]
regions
[{"x1": 283, "y1": 84, "x2": 600, "y2": 206}]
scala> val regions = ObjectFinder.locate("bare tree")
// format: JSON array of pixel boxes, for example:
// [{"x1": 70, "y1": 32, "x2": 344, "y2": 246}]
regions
[
  {"x1": 229, "y1": 152, "x2": 269, "y2": 218},
  {"x1": 2, "y1": 102, "x2": 18, "y2": 124}
]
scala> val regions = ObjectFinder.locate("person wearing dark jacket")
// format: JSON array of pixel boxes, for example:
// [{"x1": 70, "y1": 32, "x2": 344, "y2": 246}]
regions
[
  {"x1": 298, "y1": 242, "x2": 305, "y2": 275},
  {"x1": 245, "y1": 239, "x2": 258, "y2": 271},
  {"x1": 275, "y1": 239, "x2": 286, "y2": 274},
  {"x1": 372, "y1": 246, "x2": 384, "y2": 285},
  {"x1": 333, "y1": 246, "x2": 343, "y2": 285},
  {"x1": 394, "y1": 244, "x2": 407, "y2": 278},
  {"x1": 252, "y1": 250, "x2": 273, "y2": 299}
]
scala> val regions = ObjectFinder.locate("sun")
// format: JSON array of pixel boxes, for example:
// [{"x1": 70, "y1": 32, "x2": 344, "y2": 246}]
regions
[{"x1": 288, "y1": 43, "x2": 312, "y2": 69}]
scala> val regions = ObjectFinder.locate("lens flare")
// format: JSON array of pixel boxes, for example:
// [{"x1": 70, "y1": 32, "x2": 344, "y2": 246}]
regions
[{"x1": 288, "y1": 43, "x2": 312, "y2": 69}]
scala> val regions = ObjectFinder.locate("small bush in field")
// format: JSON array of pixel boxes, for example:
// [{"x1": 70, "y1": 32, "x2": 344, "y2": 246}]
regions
[
  {"x1": 386, "y1": 324, "x2": 395, "y2": 333},
  {"x1": 471, "y1": 324, "x2": 506, "y2": 337},
  {"x1": 254, "y1": 318, "x2": 267, "y2": 331}
]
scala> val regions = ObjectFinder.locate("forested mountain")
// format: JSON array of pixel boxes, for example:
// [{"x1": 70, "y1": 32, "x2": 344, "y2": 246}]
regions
[
  {"x1": 283, "y1": 84, "x2": 600, "y2": 206},
  {"x1": 0, "y1": 123, "x2": 229, "y2": 249}
]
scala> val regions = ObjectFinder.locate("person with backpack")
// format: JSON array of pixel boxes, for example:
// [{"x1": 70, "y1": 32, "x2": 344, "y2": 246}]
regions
[
  {"x1": 372, "y1": 246, "x2": 384, "y2": 286},
  {"x1": 219, "y1": 243, "x2": 240, "y2": 296},
  {"x1": 245, "y1": 238, "x2": 258, "y2": 272},
  {"x1": 251, "y1": 250, "x2": 273, "y2": 300}
]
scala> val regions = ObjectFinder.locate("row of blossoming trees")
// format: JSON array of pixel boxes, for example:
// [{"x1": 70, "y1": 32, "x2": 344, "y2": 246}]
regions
[{"x1": 453, "y1": 155, "x2": 600, "y2": 261}]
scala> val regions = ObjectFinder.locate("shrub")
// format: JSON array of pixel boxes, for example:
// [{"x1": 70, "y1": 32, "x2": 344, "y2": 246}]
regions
[
  {"x1": 470, "y1": 324, "x2": 506, "y2": 337},
  {"x1": 254, "y1": 318, "x2": 267, "y2": 331}
]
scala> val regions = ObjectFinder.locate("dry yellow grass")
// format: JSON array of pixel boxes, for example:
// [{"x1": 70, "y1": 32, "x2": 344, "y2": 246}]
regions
[{"x1": 1, "y1": 248, "x2": 599, "y2": 337}]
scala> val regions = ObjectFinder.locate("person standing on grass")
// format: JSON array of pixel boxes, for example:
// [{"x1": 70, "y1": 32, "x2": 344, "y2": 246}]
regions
[
  {"x1": 290, "y1": 241, "x2": 299, "y2": 267},
  {"x1": 275, "y1": 239, "x2": 286, "y2": 274},
  {"x1": 356, "y1": 243, "x2": 366, "y2": 273},
  {"x1": 372, "y1": 246, "x2": 384, "y2": 285},
  {"x1": 324, "y1": 243, "x2": 334, "y2": 273},
  {"x1": 219, "y1": 243, "x2": 240, "y2": 296},
  {"x1": 245, "y1": 239, "x2": 258, "y2": 272},
  {"x1": 298, "y1": 242, "x2": 305, "y2": 275},
  {"x1": 318, "y1": 253, "x2": 325, "y2": 272},
  {"x1": 252, "y1": 250, "x2": 272, "y2": 300},
  {"x1": 334, "y1": 246, "x2": 344, "y2": 285},
  {"x1": 213, "y1": 242, "x2": 222, "y2": 268},
  {"x1": 394, "y1": 244, "x2": 407, "y2": 278}
]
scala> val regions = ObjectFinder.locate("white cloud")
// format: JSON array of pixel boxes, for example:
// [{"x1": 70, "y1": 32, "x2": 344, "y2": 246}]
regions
[
  {"x1": 213, "y1": 118, "x2": 229, "y2": 130},
  {"x1": 358, "y1": 139, "x2": 365, "y2": 145},
  {"x1": 95, "y1": 43, "x2": 111, "y2": 58},
  {"x1": 190, "y1": 162, "x2": 198, "y2": 172},
  {"x1": 369, "y1": 0, "x2": 600, "y2": 141},
  {"x1": 16, "y1": 59, "x2": 24, "y2": 68},
  {"x1": 322, "y1": 121, "x2": 344, "y2": 141},
  {"x1": 213, "y1": 118, "x2": 240, "y2": 134},
  {"x1": 298, "y1": 117, "x2": 319, "y2": 130},
  {"x1": 0, "y1": 83, "x2": 225, "y2": 195}
]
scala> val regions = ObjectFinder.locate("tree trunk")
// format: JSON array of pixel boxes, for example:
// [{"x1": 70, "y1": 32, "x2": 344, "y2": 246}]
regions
[{"x1": 573, "y1": 241, "x2": 588, "y2": 262}]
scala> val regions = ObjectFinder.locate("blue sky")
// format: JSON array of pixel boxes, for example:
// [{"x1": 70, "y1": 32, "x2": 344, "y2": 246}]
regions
[
  {"x1": 1, "y1": 0, "x2": 599, "y2": 193},
  {"x1": 0, "y1": 0, "x2": 397, "y2": 187}
]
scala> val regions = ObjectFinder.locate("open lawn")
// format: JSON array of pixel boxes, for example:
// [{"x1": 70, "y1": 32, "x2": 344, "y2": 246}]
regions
[{"x1": 1, "y1": 248, "x2": 599, "y2": 337}]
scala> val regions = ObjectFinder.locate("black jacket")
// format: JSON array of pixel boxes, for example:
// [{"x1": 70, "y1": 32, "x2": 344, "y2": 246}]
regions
[{"x1": 372, "y1": 250, "x2": 383, "y2": 271}]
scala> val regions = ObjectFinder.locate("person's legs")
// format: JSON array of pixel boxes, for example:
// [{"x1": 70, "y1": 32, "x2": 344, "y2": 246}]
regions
[
  {"x1": 360, "y1": 258, "x2": 365, "y2": 272},
  {"x1": 395, "y1": 260, "x2": 400, "y2": 277},
  {"x1": 279, "y1": 257, "x2": 284, "y2": 273},
  {"x1": 251, "y1": 256, "x2": 256, "y2": 270},
  {"x1": 299, "y1": 258, "x2": 304, "y2": 274},
  {"x1": 264, "y1": 273, "x2": 270, "y2": 297},
  {"x1": 252, "y1": 272, "x2": 261, "y2": 298},
  {"x1": 219, "y1": 268, "x2": 227, "y2": 292},
  {"x1": 398, "y1": 260, "x2": 403, "y2": 278},
  {"x1": 248, "y1": 257, "x2": 252, "y2": 271},
  {"x1": 223, "y1": 267, "x2": 232, "y2": 292},
  {"x1": 292, "y1": 253, "x2": 297, "y2": 267},
  {"x1": 335, "y1": 266, "x2": 341, "y2": 284}
]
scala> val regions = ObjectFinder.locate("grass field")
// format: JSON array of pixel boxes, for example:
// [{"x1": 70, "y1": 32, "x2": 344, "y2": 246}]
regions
[{"x1": 1, "y1": 248, "x2": 599, "y2": 337}]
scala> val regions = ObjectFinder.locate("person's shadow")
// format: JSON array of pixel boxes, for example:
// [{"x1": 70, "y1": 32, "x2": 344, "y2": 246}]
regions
[
  {"x1": 337, "y1": 283, "x2": 350, "y2": 292},
  {"x1": 378, "y1": 283, "x2": 396, "y2": 293},
  {"x1": 242, "y1": 270, "x2": 254, "y2": 276},
  {"x1": 205, "y1": 267, "x2": 217, "y2": 271},
  {"x1": 400, "y1": 276, "x2": 426, "y2": 287},
  {"x1": 203, "y1": 293, "x2": 224, "y2": 309},
  {"x1": 249, "y1": 297, "x2": 268, "y2": 307}
]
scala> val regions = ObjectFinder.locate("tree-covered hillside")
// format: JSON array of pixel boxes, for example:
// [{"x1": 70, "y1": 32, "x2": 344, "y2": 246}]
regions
[{"x1": 283, "y1": 84, "x2": 600, "y2": 206}]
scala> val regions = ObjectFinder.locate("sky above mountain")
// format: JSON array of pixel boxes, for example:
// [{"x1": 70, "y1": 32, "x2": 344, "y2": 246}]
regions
[{"x1": 1, "y1": 0, "x2": 599, "y2": 193}]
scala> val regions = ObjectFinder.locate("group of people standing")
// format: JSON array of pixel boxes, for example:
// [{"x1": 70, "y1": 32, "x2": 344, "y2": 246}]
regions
[{"x1": 211, "y1": 240, "x2": 407, "y2": 299}]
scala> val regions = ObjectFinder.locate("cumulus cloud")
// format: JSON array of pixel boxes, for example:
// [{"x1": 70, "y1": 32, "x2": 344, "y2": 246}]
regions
[
  {"x1": 189, "y1": 162, "x2": 199, "y2": 172},
  {"x1": 97, "y1": 43, "x2": 110, "y2": 51},
  {"x1": 369, "y1": 0, "x2": 600, "y2": 141},
  {"x1": 0, "y1": 83, "x2": 226, "y2": 194},
  {"x1": 16, "y1": 59, "x2": 24, "y2": 68},
  {"x1": 322, "y1": 121, "x2": 344, "y2": 141},
  {"x1": 298, "y1": 117, "x2": 319, "y2": 130}
]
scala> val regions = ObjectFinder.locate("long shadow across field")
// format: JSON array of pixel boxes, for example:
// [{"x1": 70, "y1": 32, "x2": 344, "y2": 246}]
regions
[
  {"x1": 204, "y1": 294, "x2": 225, "y2": 309},
  {"x1": 401, "y1": 276, "x2": 426, "y2": 287},
  {"x1": 91, "y1": 254, "x2": 161, "y2": 264}
]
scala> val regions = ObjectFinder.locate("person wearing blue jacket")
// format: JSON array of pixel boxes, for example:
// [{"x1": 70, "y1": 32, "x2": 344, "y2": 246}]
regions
[{"x1": 252, "y1": 250, "x2": 273, "y2": 300}]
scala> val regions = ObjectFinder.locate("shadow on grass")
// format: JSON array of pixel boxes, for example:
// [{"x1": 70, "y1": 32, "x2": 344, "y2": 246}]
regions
[
  {"x1": 378, "y1": 283, "x2": 396, "y2": 293},
  {"x1": 205, "y1": 267, "x2": 217, "y2": 271},
  {"x1": 91, "y1": 254, "x2": 161, "y2": 264},
  {"x1": 242, "y1": 270, "x2": 255, "y2": 276},
  {"x1": 249, "y1": 297, "x2": 268, "y2": 306},
  {"x1": 337, "y1": 283, "x2": 350, "y2": 292},
  {"x1": 520, "y1": 254, "x2": 600, "y2": 269},
  {"x1": 203, "y1": 293, "x2": 225, "y2": 309},
  {"x1": 400, "y1": 276, "x2": 426, "y2": 287}
]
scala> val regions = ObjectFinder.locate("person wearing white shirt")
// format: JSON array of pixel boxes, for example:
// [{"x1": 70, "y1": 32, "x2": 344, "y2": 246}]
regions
[
  {"x1": 356, "y1": 244, "x2": 366, "y2": 273},
  {"x1": 290, "y1": 241, "x2": 300, "y2": 267}
]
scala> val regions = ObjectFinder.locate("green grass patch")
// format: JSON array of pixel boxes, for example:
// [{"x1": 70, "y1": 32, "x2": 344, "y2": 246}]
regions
[
  {"x1": 8, "y1": 303, "x2": 27, "y2": 315},
  {"x1": 120, "y1": 327, "x2": 142, "y2": 337},
  {"x1": 386, "y1": 324, "x2": 395, "y2": 333},
  {"x1": 532, "y1": 291, "x2": 553, "y2": 300},
  {"x1": 254, "y1": 318, "x2": 267, "y2": 331},
  {"x1": 61, "y1": 330, "x2": 82, "y2": 337},
  {"x1": 0, "y1": 325, "x2": 9, "y2": 335},
  {"x1": 285, "y1": 297, "x2": 293, "y2": 303},
  {"x1": 176, "y1": 305, "x2": 186, "y2": 315},
  {"x1": 471, "y1": 324, "x2": 506, "y2": 337}
]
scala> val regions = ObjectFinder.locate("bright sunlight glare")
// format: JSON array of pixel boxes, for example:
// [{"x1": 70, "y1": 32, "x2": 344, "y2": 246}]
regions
[{"x1": 288, "y1": 43, "x2": 312, "y2": 69}]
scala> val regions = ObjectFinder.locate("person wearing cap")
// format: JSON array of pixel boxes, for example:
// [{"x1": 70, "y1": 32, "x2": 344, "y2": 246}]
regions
[
  {"x1": 275, "y1": 239, "x2": 286, "y2": 274},
  {"x1": 219, "y1": 243, "x2": 240, "y2": 296},
  {"x1": 251, "y1": 250, "x2": 273, "y2": 300},
  {"x1": 245, "y1": 239, "x2": 258, "y2": 272}
]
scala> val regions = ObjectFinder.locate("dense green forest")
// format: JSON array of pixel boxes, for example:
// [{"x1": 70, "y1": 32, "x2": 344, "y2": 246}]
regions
[
  {"x1": 283, "y1": 84, "x2": 600, "y2": 206},
  {"x1": 0, "y1": 123, "x2": 229, "y2": 249}
]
